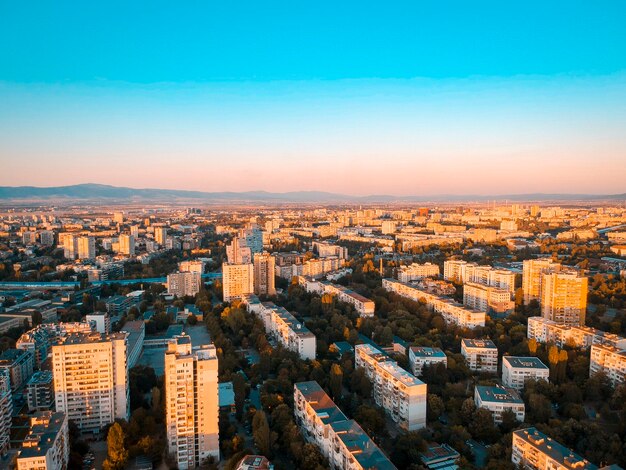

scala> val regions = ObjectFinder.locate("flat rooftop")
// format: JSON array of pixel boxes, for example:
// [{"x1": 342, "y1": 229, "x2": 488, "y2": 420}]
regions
[
  {"x1": 513, "y1": 428, "x2": 597, "y2": 469},
  {"x1": 503, "y1": 356, "x2": 548, "y2": 370},
  {"x1": 476, "y1": 385, "x2": 523, "y2": 404},
  {"x1": 462, "y1": 338, "x2": 497, "y2": 349},
  {"x1": 410, "y1": 347, "x2": 446, "y2": 358}
]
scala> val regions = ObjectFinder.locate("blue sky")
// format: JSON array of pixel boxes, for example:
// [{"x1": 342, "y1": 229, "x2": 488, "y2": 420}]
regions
[{"x1": 1, "y1": 1, "x2": 625, "y2": 195}]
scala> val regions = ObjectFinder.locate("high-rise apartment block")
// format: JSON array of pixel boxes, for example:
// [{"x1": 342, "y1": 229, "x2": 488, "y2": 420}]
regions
[
  {"x1": 165, "y1": 335, "x2": 219, "y2": 469},
  {"x1": 0, "y1": 372, "x2": 12, "y2": 456},
  {"x1": 155, "y1": 227, "x2": 168, "y2": 245},
  {"x1": 61, "y1": 234, "x2": 78, "y2": 259},
  {"x1": 540, "y1": 271, "x2": 588, "y2": 326},
  {"x1": 355, "y1": 343, "x2": 427, "y2": 431},
  {"x1": 502, "y1": 356, "x2": 549, "y2": 390},
  {"x1": 522, "y1": 259, "x2": 560, "y2": 305},
  {"x1": 16, "y1": 411, "x2": 69, "y2": 470},
  {"x1": 226, "y1": 237, "x2": 252, "y2": 264},
  {"x1": 527, "y1": 316, "x2": 626, "y2": 350},
  {"x1": 461, "y1": 339, "x2": 498, "y2": 373},
  {"x1": 293, "y1": 381, "x2": 396, "y2": 470},
  {"x1": 52, "y1": 332, "x2": 129, "y2": 434},
  {"x1": 222, "y1": 263, "x2": 254, "y2": 302},
  {"x1": 253, "y1": 252, "x2": 276, "y2": 296},
  {"x1": 77, "y1": 236, "x2": 96, "y2": 260},
  {"x1": 167, "y1": 272, "x2": 202, "y2": 297},
  {"x1": 178, "y1": 260, "x2": 205, "y2": 274},
  {"x1": 463, "y1": 282, "x2": 514, "y2": 317},
  {"x1": 119, "y1": 234, "x2": 135, "y2": 256}
]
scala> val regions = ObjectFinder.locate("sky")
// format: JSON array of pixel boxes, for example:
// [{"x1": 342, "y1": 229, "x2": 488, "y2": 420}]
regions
[{"x1": 1, "y1": 1, "x2": 625, "y2": 196}]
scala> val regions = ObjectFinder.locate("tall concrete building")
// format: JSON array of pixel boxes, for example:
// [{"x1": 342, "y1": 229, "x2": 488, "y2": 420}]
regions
[
  {"x1": 226, "y1": 237, "x2": 252, "y2": 264},
  {"x1": 16, "y1": 411, "x2": 69, "y2": 470},
  {"x1": 167, "y1": 272, "x2": 202, "y2": 297},
  {"x1": 253, "y1": 252, "x2": 276, "y2": 296},
  {"x1": 119, "y1": 234, "x2": 135, "y2": 256},
  {"x1": 222, "y1": 263, "x2": 254, "y2": 302},
  {"x1": 61, "y1": 234, "x2": 78, "y2": 260},
  {"x1": 77, "y1": 236, "x2": 96, "y2": 260},
  {"x1": 522, "y1": 259, "x2": 560, "y2": 305},
  {"x1": 0, "y1": 372, "x2": 12, "y2": 456},
  {"x1": 165, "y1": 335, "x2": 219, "y2": 469},
  {"x1": 155, "y1": 227, "x2": 168, "y2": 246},
  {"x1": 541, "y1": 271, "x2": 588, "y2": 326},
  {"x1": 52, "y1": 332, "x2": 129, "y2": 434}
]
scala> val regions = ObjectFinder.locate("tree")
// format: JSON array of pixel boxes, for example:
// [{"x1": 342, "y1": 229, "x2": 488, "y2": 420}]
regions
[
  {"x1": 31, "y1": 310, "x2": 43, "y2": 327},
  {"x1": 103, "y1": 422, "x2": 128, "y2": 470},
  {"x1": 232, "y1": 373, "x2": 247, "y2": 420},
  {"x1": 427, "y1": 394, "x2": 445, "y2": 421},
  {"x1": 527, "y1": 338, "x2": 538, "y2": 356},
  {"x1": 252, "y1": 410, "x2": 271, "y2": 456},
  {"x1": 470, "y1": 408, "x2": 498, "y2": 443},
  {"x1": 329, "y1": 364, "x2": 343, "y2": 400}
]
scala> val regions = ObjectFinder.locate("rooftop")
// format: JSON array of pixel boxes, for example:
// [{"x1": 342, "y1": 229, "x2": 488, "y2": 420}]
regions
[
  {"x1": 462, "y1": 338, "x2": 497, "y2": 349},
  {"x1": 475, "y1": 385, "x2": 523, "y2": 404},
  {"x1": 513, "y1": 428, "x2": 597, "y2": 469},
  {"x1": 17, "y1": 411, "x2": 66, "y2": 460},
  {"x1": 503, "y1": 356, "x2": 548, "y2": 370},
  {"x1": 294, "y1": 381, "x2": 347, "y2": 425},
  {"x1": 410, "y1": 346, "x2": 446, "y2": 358}
]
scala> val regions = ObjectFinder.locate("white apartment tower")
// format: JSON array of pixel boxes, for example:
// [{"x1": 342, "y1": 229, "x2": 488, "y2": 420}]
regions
[
  {"x1": 119, "y1": 234, "x2": 135, "y2": 256},
  {"x1": 165, "y1": 335, "x2": 219, "y2": 469},
  {"x1": 253, "y1": 252, "x2": 276, "y2": 297},
  {"x1": 52, "y1": 332, "x2": 129, "y2": 434},
  {"x1": 77, "y1": 236, "x2": 96, "y2": 260},
  {"x1": 522, "y1": 259, "x2": 560, "y2": 305},
  {"x1": 167, "y1": 272, "x2": 202, "y2": 297},
  {"x1": 540, "y1": 271, "x2": 588, "y2": 326},
  {"x1": 222, "y1": 263, "x2": 254, "y2": 302}
]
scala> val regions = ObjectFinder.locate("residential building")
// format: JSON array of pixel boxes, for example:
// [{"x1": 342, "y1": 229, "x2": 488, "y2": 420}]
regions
[
  {"x1": 419, "y1": 443, "x2": 460, "y2": 470},
  {"x1": 39, "y1": 231, "x2": 54, "y2": 246},
  {"x1": 0, "y1": 348, "x2": 34, "y2": 391},
  {"x1": 461, "y1": 339, "x2": 498, "y2": 373},
  {"x1": 383, "y1": 279, "x2": 486, "y2": 328},
  {"x1": 167, "y1": 272, "x2": 202, "y2": 297},
  {"x1": 178, "y1": 260, "x2": 205, "y2": 274},
  {"x1": 408, "y1": 347, "x2": 447, "y2": 376},
  {"x1": 121, "y1": 320, "x2": 145, "y2": 369},
  {"x1": 77, "y1": 236, "x2": 96, "y2": 260},
  {"x1": 294, "y1": 381, "x2": 396, "y2": 470},
  {"x1": 119, "y1": 234, "x2": 135, "y2": 256},
  {"x1": 86, "y1": 312, "x2": 111, "y2": 334},
  {"x1": 541, "y1": 270, "x2": 588, "y2": 326},
  {"x1": 355, "y1": 343, "x2": 427, "y2": 431},
  {"x1": 26, "y1": 371, "x2": 54, "y2": 411},
  {"x1": 590, "y1": 344, "x2": 626, "y2": 387},
  {"x1": 165, "y1": 335, "x2": 219, "y2": 469},
  {"x1": 62, "y1": 234, "x2": 78, "y2": 260},
  {"x1": 318, "y1": 282, "x2": 375, "y2": 317},
  {"x1": 502, "y1": 356, "x2": 549, "y2": 390},
  {"x1": 52, "y1": 332, "x2": 129, "y2": 434},
  {"x1": 16, "y1": 411, "x2": 69, "y2": 470},
  {"x1": 222, "y1": 263, "x2": 254, "y2": 302},
  {"x1": 527, "y1": 316, "x2": 626, "y2": 350},
  {"x1": 253, "y1": 252, "x2": 276, "y2": 296},
  {"x1": 226, "y1": 237, "x2": 252, "y2": 264},
  {"x1": 0, "y1": 372, "x2": 11, "y2": 456},
  {"x1": 512, "y1": 427, "x2": 599, "y2": 470},
  {"x1": 155, "y1": 227, "x2": 168, "y2": 246},
  {"x1": 522, "y1": 259, "x2": 560, "y2": 305},
  {"x1": 235, "y1": 455, "x2": 272, "y2": 470},
  {"x1": 474, "y1": 385, "x2": 525, "y2": 423},
  {"x1": 243, "y1": 297, "x2": 315, "y2": 360},
  {"x1": 443, "y1": 260, "x2": 470, "y2": 283},
  {"x1": 465, "y1": 265, "x2": 516, "y2": 295},
  {"x1": 463, "y1": 282, "x2": 514, "y2": 317},
  {"x1": 397, "y1": 263, "x2": 440, "y2": 283}
]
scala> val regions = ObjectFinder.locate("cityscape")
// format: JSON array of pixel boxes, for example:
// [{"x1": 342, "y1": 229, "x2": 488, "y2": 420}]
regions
[{"x1": 1, "y1": 2, "x2": 626, "y2": 470}]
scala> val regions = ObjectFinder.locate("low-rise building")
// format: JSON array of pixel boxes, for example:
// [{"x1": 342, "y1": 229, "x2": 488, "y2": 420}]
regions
[
  {"x1": 419, "y1": 443, "x2": 461, "y2": 470},
  {"x1": 502, "y1": 356, "x2": 549, "y2": 390},
  {"x1": 408, "y1": 347, "x2": 447, "y2": 376},
  {"x1": 474, "y1": 385, "x2": 525, "y2": 423},
  {"x1": 0, "y1": 348, "x2": 35, "y2": 391},
  {"x1": 461, "y1": 339, "x2": 498, "y2": 373},
  {"x1": 383, "y1": 279, "x2": 486, "y2": 329},
  {"x1": 293, "y1": 381, "x2": 396, "y2": 470},
  {"x1": 16, "y1": 411, "x2": 69, "y2": 470},
  {"x1": 512, "y1": 427, "x2": 600, "y2": 470},
  {"x1": 355, "y1": 343, "x2": 427, "y2": 431}
]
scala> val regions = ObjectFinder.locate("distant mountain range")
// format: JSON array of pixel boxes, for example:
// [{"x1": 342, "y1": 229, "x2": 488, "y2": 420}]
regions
[{"x1": 0, "y1": 183, "x2": 624, "y2": 203}]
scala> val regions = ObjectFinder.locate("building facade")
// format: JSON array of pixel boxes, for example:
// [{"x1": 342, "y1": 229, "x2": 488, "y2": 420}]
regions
[
  {"x1": 222, "y1": 263, "x2": 254, "y2": 302},
  {"x1": 16, "y1": 411, "x2": 69, "y2": 470},
  {"x1": 502, "y1": 356, "x2": 549, "y2": 390},
  {"x1": 408, "y1": 347, "x2": 447, "y2": 376},
  {"x1": 461, "y1": 339, "x2": 498, "y2": 373},
  {"x1": 253, "y1": 252, "x2": 276, "y2": 297}
]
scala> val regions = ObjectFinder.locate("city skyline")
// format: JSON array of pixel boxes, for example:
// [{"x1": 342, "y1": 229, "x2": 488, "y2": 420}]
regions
[{"x1": 1, "y1": 2, "x2": 626, "y2": 195}]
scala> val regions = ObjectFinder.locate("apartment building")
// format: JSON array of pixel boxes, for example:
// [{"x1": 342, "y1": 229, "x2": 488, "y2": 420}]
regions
[
  {"x1": 16, "y1": 411, "x2": 69, "y2": 470},
  {"x1": 294, "y1": 381, "x2": 396, "y2": 470},
  {"x1": 0, "y1": 372, "x2": 11, "y2": 456},
  {"x1": 253, "y1": 252, "x2": 276, "y2": 296},
  {"x1": 397, "y1": 262, "x2": 440, "y2": 282},
  {"x1": 463, "y1": 282, "x2": 514, "y2": 317},
  {"x1": 226, "y1": 237, "x2": 252, "y2": 264},
  {"x1": 118, "y1": 234, "x2": 135, "y2": 256},
  {"x1": 466, "y1": 266, "x2": 516, "y2": 295},
  {"x1": 313, "y1": 242, "x2": 348, "y2": 259},
  {"x1": 243, "y1": 297, "x2": 316, "y2": 360},
  {"x1": 355, "y1": 343, "x2": 427, "y2": 431},
  {"x1": 502, "y1": 356, "x2": 549, "y2": 390},
  {"x1": 222, "y1": 263, "x2": 254, "y2": 302},
  {"x1": 443, "y1": 260, "x2": 470, "y2": 283},
  {"x1": 155, "y1": 227, "x2": 168, "y2": 245},
  {"x1": 474, "y1": 385, "x2": 525, "y2": 423},
  {"x1": 461, "y1": 339, "x2": 498, "y2": 373},
  {"x1": 52, "y1": 332, "x2": 129, "y2": 434},
  {"x1": 320, "y1": 282, "x2": 375, "y2": 317},
  {"x1": 0, "y1": 348, "x2": 35, "y2": 391},
  {"x1": 512, "y1": 427, "x2": 599, "y2": 470},
  {"x1": 165, "y1": 335, "x2": 219, "y2": 469},
  {"x1": 167, "y1": 271, "x2": 202, "y2": 297},
  {"x1": 383, "y1": 279, "x2": 486, "y2": 329},
  {"x1": 77, "y1": 236, "x2": 96, "y2": 260},
  {"x1": 408, "y1": 347, "x2": 447, "y2": 376},
  {"x1": 522, "y1": 259, "x2": 561, "y2": 305},
  {"x1": 541, "y1": 271, "x2": 588, "y2": 326},
  {"x1": 527, "y1": 316, "x2": 626, "y2": 350},
  {"x1": 26, "y1": 371, "x2": 54, "y2": 411},
  {"x1": 178, "y1": 260, "x2": 205, "y2": 274},
  {"x1": 590, "y1": 344, "x2": 626, "y2": 387}
]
